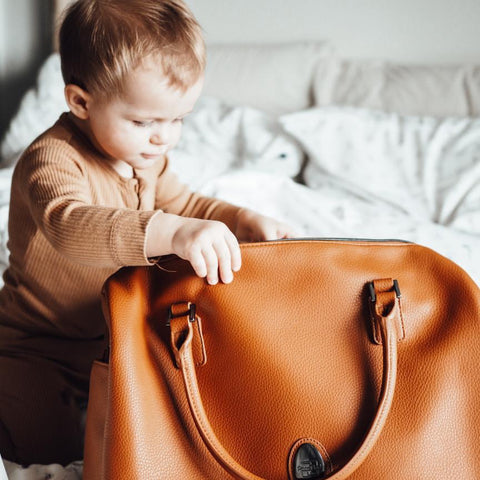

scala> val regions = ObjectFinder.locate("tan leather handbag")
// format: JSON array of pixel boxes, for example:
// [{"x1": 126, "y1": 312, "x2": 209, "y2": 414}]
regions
[{"x1": 83, "y1": 239, "x2": 480, "y2": 479}]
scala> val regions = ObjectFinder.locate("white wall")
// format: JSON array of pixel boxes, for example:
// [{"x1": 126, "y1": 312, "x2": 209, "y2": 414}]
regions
[{"x1": 187, "y1": 0, "x2": 480, "y2": 64}]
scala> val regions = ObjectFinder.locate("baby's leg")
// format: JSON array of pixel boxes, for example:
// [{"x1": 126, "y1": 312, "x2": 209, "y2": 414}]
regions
[{"x1": 0, "y1": 353, "x2": 88, "y2": 466}]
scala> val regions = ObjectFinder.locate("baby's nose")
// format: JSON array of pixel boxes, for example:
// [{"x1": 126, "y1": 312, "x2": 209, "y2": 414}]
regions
[{"x1": 150, "y1": 133, "x2": 164, "y2": 145}]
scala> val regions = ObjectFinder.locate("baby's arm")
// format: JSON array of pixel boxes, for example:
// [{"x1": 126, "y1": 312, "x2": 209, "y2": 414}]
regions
[{"x1": 19, "y1": 145, "x2": 159, "y2": 267}]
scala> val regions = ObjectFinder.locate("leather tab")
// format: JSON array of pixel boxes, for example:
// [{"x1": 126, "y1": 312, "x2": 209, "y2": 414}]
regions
[
  {"x1": 369, "y1": 278, "x2": 405, "y2": 344},
  {"x1": 169, "y1": 302, "x2": 207, "y2": 368}
]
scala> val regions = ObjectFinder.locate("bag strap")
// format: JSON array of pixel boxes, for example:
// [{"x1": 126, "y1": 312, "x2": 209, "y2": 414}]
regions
[{"x1": 171, "y1": 280, "x2": 401, "y2": 479}]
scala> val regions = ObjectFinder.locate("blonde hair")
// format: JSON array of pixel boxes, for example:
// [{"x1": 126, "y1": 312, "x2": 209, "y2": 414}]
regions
[{"x1": 59, "y1": 0, "x2": 205, "y2": 98}]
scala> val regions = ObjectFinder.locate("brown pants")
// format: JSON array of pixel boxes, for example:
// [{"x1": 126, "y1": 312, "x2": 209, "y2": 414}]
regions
[{"x1": 0, "y1": 353, "x2": 88, "y2": 466}]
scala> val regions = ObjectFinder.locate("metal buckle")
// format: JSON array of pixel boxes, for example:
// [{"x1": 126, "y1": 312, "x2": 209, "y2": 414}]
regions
[
  {"x1": 369, "y1": 280, "x2": 401, "y2": 303},
  {"x1": 166, "y1": 303, "x2": 196, "y2": 326}
]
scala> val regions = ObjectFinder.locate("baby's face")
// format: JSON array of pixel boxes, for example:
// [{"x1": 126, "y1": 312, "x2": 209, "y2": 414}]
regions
[{"x1": 85, "y1": 61, "x2": 204, "y2": 172}]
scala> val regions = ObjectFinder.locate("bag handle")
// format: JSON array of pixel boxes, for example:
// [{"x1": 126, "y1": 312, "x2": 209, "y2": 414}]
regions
[{"x1": 171, "y1": 282, "x2": 401, "y2": 479}]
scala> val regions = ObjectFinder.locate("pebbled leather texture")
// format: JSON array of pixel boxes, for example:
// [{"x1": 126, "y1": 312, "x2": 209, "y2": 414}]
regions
[{"x1": 83, "y1": 239, "x2": 480, "y2": 479}]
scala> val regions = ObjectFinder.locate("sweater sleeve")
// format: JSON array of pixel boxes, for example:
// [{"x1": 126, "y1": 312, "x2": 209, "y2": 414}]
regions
[
  {"x1": 154, "y1": 156, "x2": 243, "y2": 232},
  {"x1": 18, "y1": 141, "x2": 158, "y2": 267}
]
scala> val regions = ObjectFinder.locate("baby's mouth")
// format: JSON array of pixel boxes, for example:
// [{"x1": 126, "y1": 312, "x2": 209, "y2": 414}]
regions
[{"x1": 141, "y1": 153, "x2": 164, "y2": 159}]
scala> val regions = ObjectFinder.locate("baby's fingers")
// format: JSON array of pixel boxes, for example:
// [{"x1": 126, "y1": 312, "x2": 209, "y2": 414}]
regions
[
  {"x1": 202, "y1": 246, "x2": 219, "y2": 285},
  {"x1": 210, "y1": 232, "x2": 241, "y2": 285},
  {"x1": 225, "y1": 231, "x2": 241, "y2": 273},
  {"x1": 189, "y1": 247, "x2": 208, "y2": 279},
  {"x1": 214, "y1": 240, "x2": 233, "y2": 284}
]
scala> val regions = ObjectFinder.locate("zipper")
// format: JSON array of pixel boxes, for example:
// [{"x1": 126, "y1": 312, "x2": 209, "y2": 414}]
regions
[{"x1": 266, "y1": 237, "x2": 412, "y2": 243}]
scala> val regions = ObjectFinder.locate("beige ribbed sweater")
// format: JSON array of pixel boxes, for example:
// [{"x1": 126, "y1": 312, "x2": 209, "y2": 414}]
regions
[{"x1": 0, "y1": 113, "x2": 241, "y2": 373}]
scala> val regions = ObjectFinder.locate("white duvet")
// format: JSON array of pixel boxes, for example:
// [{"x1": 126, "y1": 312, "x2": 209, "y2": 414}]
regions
[{"x1": 1, "y1": 56, "x2": 479, "y2": 478}]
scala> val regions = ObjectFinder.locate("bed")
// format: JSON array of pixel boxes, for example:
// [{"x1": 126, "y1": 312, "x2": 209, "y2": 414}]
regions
[{"x1": 1, "y1": 2, "x2": 480, "y2": 479}]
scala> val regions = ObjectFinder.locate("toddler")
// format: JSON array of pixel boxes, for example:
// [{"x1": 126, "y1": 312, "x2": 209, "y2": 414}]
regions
[{"x1": 0, "y1": 0, "x2": 293, "y2": 466}]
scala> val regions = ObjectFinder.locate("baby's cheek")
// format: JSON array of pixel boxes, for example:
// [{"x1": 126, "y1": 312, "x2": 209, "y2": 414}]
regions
[
  {"x1": 112, "y1": 128, "x2": 141, "y2": 150},
  {"x1": 170, "y1": 125, "x2": 183, "y2": 148}
]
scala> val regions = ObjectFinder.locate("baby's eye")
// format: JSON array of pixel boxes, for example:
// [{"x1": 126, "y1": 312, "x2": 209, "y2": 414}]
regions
[
  {"x1": 174, "y1": 118, "x2": 184, "y2": 124},
  {"x1": 132, "y1": 120, "x2": 153, "y2": 127}
]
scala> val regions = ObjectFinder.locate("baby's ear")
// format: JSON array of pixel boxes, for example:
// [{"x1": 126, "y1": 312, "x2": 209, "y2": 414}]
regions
[{"x1": 64, "y1": 84, "x2": 91, "y2": 119}]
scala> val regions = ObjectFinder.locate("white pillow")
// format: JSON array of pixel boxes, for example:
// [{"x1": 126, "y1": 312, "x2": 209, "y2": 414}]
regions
[
  {"x1": 280, "y1": 106, "x2": 480, "y2": 234},
  {"x1": 204, "y1": 41, "x2": 335, "y2": 116},
  {"x1": 314, "y1": 59, "x2": 480, "y2": 117}
]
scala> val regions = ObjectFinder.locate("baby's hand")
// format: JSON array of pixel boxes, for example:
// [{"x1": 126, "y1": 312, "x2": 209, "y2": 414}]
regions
[
  {"x1": 234, "y1": 209, "x2": 296, "y2": 242},
  {"x1": 170, "y1": 217, "x2": 241, "y2": 285}
]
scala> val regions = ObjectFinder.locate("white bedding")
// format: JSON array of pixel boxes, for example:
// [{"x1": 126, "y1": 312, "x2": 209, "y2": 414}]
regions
[
  {"x1": 1, "y1": 55, "x2": 480, "y2": 479},
  {"x1": 198, "y1": 169, "x2": 480, "y2": 286},
  {"x1": 2, "y1": 459, "x2": 82, "y2": 480}
]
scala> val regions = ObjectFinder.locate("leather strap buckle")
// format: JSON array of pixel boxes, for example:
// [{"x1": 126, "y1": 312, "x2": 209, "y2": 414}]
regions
[{"x1": 167, "y1": 303, "x2": 196, "y2": 326}]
